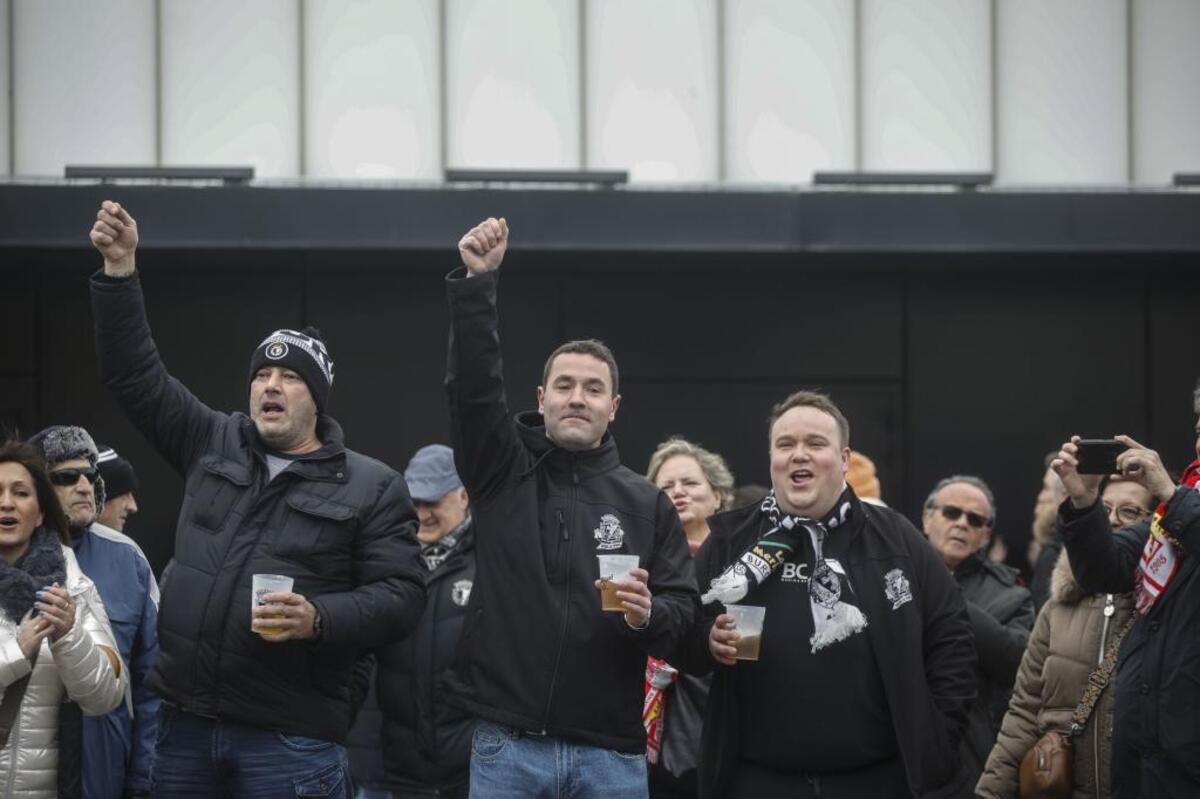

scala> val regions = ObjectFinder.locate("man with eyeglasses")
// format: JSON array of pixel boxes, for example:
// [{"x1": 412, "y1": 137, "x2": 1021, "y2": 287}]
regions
[
  {"x1": 922, "y1": 475, "x2": 1034, "y2": 783},
  {"x1": 28, "y1": 424, "x2": 159, "y2": 799}
]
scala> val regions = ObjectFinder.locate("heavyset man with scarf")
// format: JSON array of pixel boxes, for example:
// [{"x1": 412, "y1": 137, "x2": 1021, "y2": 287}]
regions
[
  {"x1": 677, "y1": 390, "x2": 977, "y2": 798},
  {"x1": 1054, "y1": 410, "x2": 1200, "y2": 798}
]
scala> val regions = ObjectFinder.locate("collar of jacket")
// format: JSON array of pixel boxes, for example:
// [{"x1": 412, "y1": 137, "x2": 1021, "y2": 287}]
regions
[
  {"x1": 239, "y1": 414, "x2": 348, "y2": 482},
  {"x1": 513, "y1": 410, "x2": 621, "y2": 481},
  {"x1": 954, "y1": 550, "x2": 1019, "y2": 587}
]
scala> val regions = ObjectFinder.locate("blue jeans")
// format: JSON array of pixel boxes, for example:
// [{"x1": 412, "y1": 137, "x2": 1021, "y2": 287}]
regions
[
  {"x1": 151, "y1": 704, "x2": 351, "y2": 797},
  {"x1": 468, "y1": 722, "x2": 647, "y2": 799}
]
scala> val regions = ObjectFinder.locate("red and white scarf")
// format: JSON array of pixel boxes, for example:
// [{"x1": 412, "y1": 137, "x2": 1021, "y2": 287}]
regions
[{"x1": 1135, "y1": 459, "x2": 1200, "y2": 615}]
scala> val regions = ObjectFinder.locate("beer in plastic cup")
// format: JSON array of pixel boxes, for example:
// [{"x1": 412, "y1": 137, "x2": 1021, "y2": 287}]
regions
[
  {"x1": 725, "y1": 604, "x2": 766, "y2": 661},
  {"x1": 252, "y1": 574, "x2": 293, "y2": 636},
  {"x1": 596, "y1": 554, "x2": 640, "y2": 612}
]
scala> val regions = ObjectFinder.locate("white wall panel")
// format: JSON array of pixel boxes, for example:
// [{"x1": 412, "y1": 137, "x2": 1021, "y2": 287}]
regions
[
  {"x1": 861, "y1": 0, "x2": 990, "y2": 172},
  {"x1": 13, "y1": 0, "x2": 155, "y2": 177},
  {"x1": 587, "y1": 0, "x2": 718, "y2": 182},
  {"x1": 1132, "y1": 0, "x2": 1200, "y2": 183},
  {"x1": 997, "y1": 0, "x2": 1127, "y2": 184},
  {"x1": 726, "y1": 0, "x2": 854, "y2": 182},
  {"x1": 0, "y1": 0, "x2": 10, "y2": 175},
  {"x1": 161, "y1": 0, "x2": 299, "y2": 177},
  {"x1": 447, "y1": 0, "x2": 579, "y2": 169},
  {"x1": 305, "y1": 0, "x2": 439, "y2": 178}
]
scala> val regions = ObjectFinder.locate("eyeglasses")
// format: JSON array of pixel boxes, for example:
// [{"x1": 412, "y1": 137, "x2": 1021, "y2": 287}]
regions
[
  {"x1": 933, "y1": 504, "x2": 991, "y2": 529},
  {"x1": 1103, "y1": 503, "x2": 1152, "y2": 526},
  {"x1": 49, "y1": 467, "x2": 100, "y2": 487}
]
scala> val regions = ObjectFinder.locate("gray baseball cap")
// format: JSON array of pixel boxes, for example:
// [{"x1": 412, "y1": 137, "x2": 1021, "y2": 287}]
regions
[{"x1": 404, "y1": 444, "x2": 463, "y2": 503}]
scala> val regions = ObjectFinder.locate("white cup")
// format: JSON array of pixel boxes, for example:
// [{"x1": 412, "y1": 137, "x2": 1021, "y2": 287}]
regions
[
  {"x1": 725, "y1": 604, "x2": 767, "y2": 661},
  {"x1": 251, "y1": 574, "x2": 293, "y2": 635},
  {"x1": 596, "y1": 554, "x2": 640, "y2": 612}
]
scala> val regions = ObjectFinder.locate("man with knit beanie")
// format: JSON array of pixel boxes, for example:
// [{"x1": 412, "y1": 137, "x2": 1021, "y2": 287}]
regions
[
  {"x1": 28, "y1": 424, "x2": 160, "y2": 799},
  {"x1": 88, "y1": 200, "x2": 426, "y2": 795},
  {"x1": 96, "y1": 445, "x2": 139, "y2": 533}
]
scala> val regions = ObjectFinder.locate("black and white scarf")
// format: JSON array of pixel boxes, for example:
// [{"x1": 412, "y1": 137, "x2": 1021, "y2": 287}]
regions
[
  {"x1": 420, "y1": 516, "x2": 470, "y2": 571},
  {"x1": 702, "y1": 488, "x2": 867, "y2": 652},
  {"x1": 0, "y1": 527, "x2": 67, "y2": 626}
]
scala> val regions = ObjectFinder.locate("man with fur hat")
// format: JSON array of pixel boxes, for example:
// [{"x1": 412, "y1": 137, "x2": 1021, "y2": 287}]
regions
[
  {"x1": 88, "y1": 200, "x2": 426, "y2": 795},
  {"x1": 28, "y1": 424, "x2": 160, "y2": 799}
]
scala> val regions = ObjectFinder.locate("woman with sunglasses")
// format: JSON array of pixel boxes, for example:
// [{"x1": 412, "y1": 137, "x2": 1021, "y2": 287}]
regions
[
  {"x1": 0, "y1": 441, "x2": 128, "y2": 798},
  {"x1": 977, "y1": 476, "x2": 1154, "y2": 799}
]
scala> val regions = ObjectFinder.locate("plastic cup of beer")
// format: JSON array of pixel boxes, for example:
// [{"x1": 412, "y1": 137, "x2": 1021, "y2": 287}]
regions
[
  {"x1": 252, "y1": 574, "x2": 293, "y2": 636},
  {"x1": 725, "y1": 604, "x2": 766, "y2": 661},
  {"x1": 597, "y1": 555, "x2": 640, "y2": 612}
]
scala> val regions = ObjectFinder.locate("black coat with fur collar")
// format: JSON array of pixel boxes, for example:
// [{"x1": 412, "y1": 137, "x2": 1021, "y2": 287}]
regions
[{"x1": 674, "y1": 493, "x2": 977, "y2": 799}]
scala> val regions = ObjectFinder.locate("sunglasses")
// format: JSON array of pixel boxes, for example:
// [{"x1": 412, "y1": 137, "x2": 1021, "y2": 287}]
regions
[
  {"x1": 49, "y1": 467, "x2": 100, "y2": 487},
  {"x1": 933, "y1": 504, "x2": 991, "y2": 529}
]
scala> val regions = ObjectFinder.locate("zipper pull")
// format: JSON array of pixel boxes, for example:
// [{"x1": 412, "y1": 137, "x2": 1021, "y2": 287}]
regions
[
  {"x1": 556, "y1": 509, "x2": 568, "y2": 541},
  {"x1": 1104, "y1": 595, "x2": 1115, "y2": 617},
  {"x1": 572, "y1": 470, "x2": 580, "y2": 485}
]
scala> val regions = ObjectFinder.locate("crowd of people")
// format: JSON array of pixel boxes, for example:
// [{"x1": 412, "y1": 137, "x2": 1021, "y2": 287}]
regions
[{"x1": 0, "y1": 200, "x2": 1194, "y2": 797}]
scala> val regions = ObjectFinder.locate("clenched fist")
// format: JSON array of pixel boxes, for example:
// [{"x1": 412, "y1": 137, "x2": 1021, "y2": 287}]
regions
[
  {"x1": 458, "y1": 217, "x2": 508, "y2": 276},
  {"x1": 90, "y1": 201, "x2": 138, "y2": 277}
]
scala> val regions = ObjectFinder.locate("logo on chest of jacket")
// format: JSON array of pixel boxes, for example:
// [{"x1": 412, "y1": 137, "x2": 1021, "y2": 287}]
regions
[
  {"x1": 594, "y1": 514, "x2": 625, "y2": 550},
  {"x1": 883, "y1": 568, "x2": 912, "y2": 610},
  {"x1": 780, "y1": 562, "x2": 810, "y2": 584},
  {"x1": 265, "y1": 342, "x2": 288, "y2": 360},
  {"x1": 451, "y1": 579, "x2": 473, "y2": 607}
]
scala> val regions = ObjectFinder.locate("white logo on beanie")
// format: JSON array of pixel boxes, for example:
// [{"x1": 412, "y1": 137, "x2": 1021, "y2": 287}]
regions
[{"x1": 256, "y1": 330, "x2": 335, "y2": 386}]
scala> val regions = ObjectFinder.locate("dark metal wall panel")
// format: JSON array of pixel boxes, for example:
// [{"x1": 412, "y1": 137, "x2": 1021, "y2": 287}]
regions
[{"x1": 905, "y1": 267, "x2": 1149, "y2": 547}]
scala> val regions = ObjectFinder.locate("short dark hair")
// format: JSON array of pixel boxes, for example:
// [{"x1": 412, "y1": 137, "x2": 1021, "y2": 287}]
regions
[
  {"x1": 0, "y1": 440, "x2": 71, "y2": 546},
  {"x1": 767, "y1": 390, "x2": 850, "y2": 449},
  {"x1": 541, "y1": 339, "x2": 620, "y2": 396}
]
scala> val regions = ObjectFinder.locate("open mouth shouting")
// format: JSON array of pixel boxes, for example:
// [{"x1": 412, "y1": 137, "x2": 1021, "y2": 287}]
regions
[
  {"x1": 0, "y1": 515, "x2": 20, "y2": 532},
  {"x1": 259, "y1": 400, "x2": 286, "y2": 421},
  {"x1": 789, "y1": 467, "x2": 815, "y2": 489}
]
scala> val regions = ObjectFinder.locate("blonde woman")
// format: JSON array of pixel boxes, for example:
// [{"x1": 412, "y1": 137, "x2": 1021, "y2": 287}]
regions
[{"x1": 645, "y1": 437, "x2": 734, "y2": 798}]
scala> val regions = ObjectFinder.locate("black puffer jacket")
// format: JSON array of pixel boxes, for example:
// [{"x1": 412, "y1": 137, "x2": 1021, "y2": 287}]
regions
[
  {"x1": 377, "y1": 525, "x2": 477, "y2": 796},
  {"x1": 1060, "y1": 486, "x2": 1200, "y2": 797},
  {"x1": 952, "y1": 552, "x2": 1035, "y2": 777},
  {"x1": 90, "y1": 271, "x2": 426, "y2": 743},
  {"x1": 674, "y1": 496, "x2": 977, "y2": 799},
  {"x1": 443, "y1": 268, "x2": 697, "y2": 754}
]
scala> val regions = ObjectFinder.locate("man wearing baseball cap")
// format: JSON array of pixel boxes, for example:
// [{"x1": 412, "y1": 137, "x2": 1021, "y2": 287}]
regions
[
  {"x1": 88, "y1": 200, "x2": 426, "y2": 795},
  {"x1": 351, "y1": 444, "x2": 477, "y2": 798}
]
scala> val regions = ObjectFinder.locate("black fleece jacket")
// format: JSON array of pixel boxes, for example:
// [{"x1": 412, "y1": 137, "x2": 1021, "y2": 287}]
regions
[{"x1": 442, "y1": 268, "x2": 697, "y2": 753}]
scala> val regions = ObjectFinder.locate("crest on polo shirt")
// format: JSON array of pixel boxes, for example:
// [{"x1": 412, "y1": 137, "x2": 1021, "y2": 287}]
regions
[
  {"x1": 266, "y1": 342, "x2": 288, "y2": 360},
  {"x1": 884, "y1": 568, "x2": 913, "y2": 610},
  {"x1": 594, "y1": 514, "x2": 625, "y2": 550},
  {"x1": 451, "y1": 579, "x2": 473, "y2": 607}
]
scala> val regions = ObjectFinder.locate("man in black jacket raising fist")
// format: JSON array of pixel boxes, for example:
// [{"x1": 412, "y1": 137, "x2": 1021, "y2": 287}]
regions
[{"x1": 445, "y1": 217, "x2": 697, "y2": 798}]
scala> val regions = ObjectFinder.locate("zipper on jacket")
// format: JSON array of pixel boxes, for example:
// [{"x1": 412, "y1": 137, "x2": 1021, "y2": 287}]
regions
[
  {"x1": 1094, "y1": 594, "x2": 1114, "y2": 797},
  {"x1": 539, "y1": 508, "x2": 573, "y2": 732}
]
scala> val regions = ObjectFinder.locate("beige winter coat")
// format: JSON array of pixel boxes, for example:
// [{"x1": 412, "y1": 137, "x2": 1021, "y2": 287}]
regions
[
  {"x1": 976, "y1": 551, "x2": 1135, "y2": 799},
  {"x1": 0, "y1": 545, "x2": 129, "y2": 798}
]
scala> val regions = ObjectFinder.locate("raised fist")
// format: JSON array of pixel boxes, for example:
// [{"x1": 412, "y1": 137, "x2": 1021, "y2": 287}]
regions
[
  {"x1": 458, "y1": 217, "x2": 508, "y2": 276},
  {"x1": 90, "y1": 201, "x2": 138, "y2": 276}
]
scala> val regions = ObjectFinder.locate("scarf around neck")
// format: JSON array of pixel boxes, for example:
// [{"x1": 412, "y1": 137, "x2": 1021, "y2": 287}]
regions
[
  {"x1": 1135, "y1": 459, "x2": 1200, "y2": 615},
  {"x1": 702, "y1": 487, "x2": 868, "y2": 652},
  {"x1": 0, "y1": 527, "x2": 67, "y2": 626},
  {"x1": 420, "y1": 515, "x2": 470, "y2": 571}
]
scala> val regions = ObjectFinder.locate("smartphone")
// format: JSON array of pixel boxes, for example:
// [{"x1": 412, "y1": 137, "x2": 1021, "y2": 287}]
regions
[{"x1": 1075, "y1": 439, "x2": 1127, "y2": 475}]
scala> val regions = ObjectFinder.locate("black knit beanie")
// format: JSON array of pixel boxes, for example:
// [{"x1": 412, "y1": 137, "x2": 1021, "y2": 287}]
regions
[
  {"x1": 248, "y1": 327, "x2": 335, "y2": 414},
  {"x1": 97, "y1": 445, "x2": 138, "y2": 498}
]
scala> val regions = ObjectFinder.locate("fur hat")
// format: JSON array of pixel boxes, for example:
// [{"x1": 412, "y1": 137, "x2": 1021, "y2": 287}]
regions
[{"x1": 26, "y1": 425, "x2": 107, "y2": 513}]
